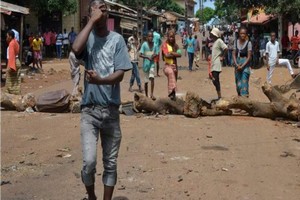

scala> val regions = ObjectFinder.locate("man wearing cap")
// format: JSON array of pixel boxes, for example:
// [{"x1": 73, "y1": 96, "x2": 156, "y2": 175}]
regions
[{"x1": 208, "y1": 27, "x2": 228, "y2": 100}]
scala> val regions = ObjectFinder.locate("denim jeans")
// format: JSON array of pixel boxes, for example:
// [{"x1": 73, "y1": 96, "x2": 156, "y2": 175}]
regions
[
  {"x1": 129, "y1": 62, "x2": 141, "y2": 87},
  {"x1": 56, "y1": 44, "x2": 62, "y2": 59},
  {"x1": 80, "y1": 105, "x2": 122, "y2": 187},
  {"x1": 227, "y1": 49, "x2": 233, "y2": 66},
  {"x1": 188, "y1": 52, "x2": 194, "y2": 70}
]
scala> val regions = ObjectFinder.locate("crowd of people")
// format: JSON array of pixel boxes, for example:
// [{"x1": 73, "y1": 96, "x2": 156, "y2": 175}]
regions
[
  {"x1": 3, "y1": 1, "x2": 300, "y2": 199},
  {"x1": 177, "y1": 26, "x2": 300, "y2": 100},
  {"x1": 23, "y1": 27, "x2": 77, "y2": 72}
]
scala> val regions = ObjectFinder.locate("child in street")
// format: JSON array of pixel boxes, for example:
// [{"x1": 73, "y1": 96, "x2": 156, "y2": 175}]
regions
[
  {"x1": 208, "y1": 28, "x2": 228, "y2": 100},
  {"x1": 140, "y1": 31, "x2": 158, "y2": 100}
]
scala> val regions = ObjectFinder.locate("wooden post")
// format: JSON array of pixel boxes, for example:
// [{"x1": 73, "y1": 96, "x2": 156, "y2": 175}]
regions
[
  {"x1": 278, "y1": 15, "x2": 283, "y2": 53},
  {"x1": 20, "y1": 14, "x2": 24, "y2": 64},
  {"x1": 137, "y1": 0, "x2": 143, "y2": 43}
]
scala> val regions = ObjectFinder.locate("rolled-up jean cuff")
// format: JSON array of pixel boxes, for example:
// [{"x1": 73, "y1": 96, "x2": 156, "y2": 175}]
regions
[
  {"x1": 103, "y1": 171, "x2": 117, "y2": 186},
  {"x1": 81, "y1": 169, "x2": 96, "y2": 186}
]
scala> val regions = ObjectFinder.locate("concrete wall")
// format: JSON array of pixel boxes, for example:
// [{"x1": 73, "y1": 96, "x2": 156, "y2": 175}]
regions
[
  {"x1": 62, "y1": 11, "x2": 81, "y2": 33},
  {"x1": 24, "y1": 0, "x2": 81, "y2": 34},
  {"x1": 24, "y1": 12, "x2": 39, "y2": 34}
]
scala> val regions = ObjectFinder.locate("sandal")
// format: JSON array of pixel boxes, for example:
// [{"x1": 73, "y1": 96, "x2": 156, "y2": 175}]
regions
[
  {"x1": 168, "y1": 89, "x2": 176, "y2": 101},
  {"x1": 151, "y1": 96, "x2": 156, "y2": 101}
]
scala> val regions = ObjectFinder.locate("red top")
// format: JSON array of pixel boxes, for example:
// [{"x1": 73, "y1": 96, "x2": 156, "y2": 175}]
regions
[
  {"x1": 7, "y1": 39, "x2": 19, "y2": 71},
  {"x1": 291, "y1": 36, "x2": 300, "y2": 50}
]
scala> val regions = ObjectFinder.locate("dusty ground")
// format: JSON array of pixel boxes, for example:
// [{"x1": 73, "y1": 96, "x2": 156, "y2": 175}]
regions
[{"x1": 1, "y1": 42, "x2": 300, "y2": 200}]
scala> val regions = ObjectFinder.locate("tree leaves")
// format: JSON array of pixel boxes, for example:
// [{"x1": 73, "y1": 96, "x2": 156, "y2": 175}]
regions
[
  {"x1": 195, "y1": 7, "x2": 215, "y2": 24},
  {"x1": 31, "y1": 0, "x2": 77, "y2": 17}
]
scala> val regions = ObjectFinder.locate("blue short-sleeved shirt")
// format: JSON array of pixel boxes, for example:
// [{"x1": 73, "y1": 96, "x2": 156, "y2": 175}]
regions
[
  {"x1": 81, "y1": 31, "x2": 132, "y2": 107},
  {"x1": 139, "y1": 41, "x2": 158, "y2": 71},
  {"x1": 153, "y1": 31, "x2": 161, "y2": 47},
  {"x1": 186, "y1": 38, "x2": 195, "y2": 53}
]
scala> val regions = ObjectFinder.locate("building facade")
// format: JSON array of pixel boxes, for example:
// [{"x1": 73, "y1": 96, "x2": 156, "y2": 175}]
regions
[{"x1": 174, "y1": 0, "x2": 197, "y2": 18}]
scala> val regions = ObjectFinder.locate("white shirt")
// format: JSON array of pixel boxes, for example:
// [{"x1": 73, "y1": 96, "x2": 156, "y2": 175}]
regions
[
  {"x1": 266, "y1": 41, "x2": 280, "y2": 65},
  {"x1": 63, "y1": 33, "x2": 69, "y2": 45}
]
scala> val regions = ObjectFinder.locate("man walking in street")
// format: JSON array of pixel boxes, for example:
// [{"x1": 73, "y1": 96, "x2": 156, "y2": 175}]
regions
[
  {"x1": 128, "y1": 30, "x2": 143, "y2": 92},
  {"x1": 266, "y1": 32, "x2": 296, "y2": 84},
  {"x1": 72, "y1": 1, "x2": 132, "y2": 199}
]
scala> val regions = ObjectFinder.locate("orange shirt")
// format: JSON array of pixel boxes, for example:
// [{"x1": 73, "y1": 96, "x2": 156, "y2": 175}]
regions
[
  {"x1": 7, "y1": 39, "x2": 20, "y2": 71},
  {"x1": 291, "y1": 36, "x2": 300, "y2": 50}
]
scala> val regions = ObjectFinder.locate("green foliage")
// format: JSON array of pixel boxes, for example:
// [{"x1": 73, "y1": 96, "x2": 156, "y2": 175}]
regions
[
  {"x1": 120, "y1": 0, "x2": 184, "y2": 15},
  {"x1": 31, "y1": 0, "x2": 77, "y2": 16},
  {"x1": 195, "y1": 7, "x2": 215, "y2": 23},
  {"x1": 213, "y1": 0, "x2": 239, "y2": 23},
  {"x1": 207, "y1": 0, "x2": 300, "y2": 22}
]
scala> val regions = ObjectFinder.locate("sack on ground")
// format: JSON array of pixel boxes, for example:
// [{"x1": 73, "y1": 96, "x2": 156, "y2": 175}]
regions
[{"x1": 35, "y1": 89, "x2": 71, "y2": 113}]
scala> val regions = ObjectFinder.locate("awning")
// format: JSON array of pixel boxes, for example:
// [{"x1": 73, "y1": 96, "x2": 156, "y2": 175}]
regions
[
  {"x1": 0, "y1": 1, "x2": 29, "y2": 15},
  {"x1": 120, "y1": 18, "x2": 137, "y2": 30},
  {"x1": 242, "y1": 13, "x2": 276, "y2": 25}
]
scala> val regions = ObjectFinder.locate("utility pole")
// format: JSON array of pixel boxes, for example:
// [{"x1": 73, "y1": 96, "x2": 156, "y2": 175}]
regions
[
  {"x1": 185, "y1": 0, "x2": 188, "y2": 33},
  {"x1": 137, "y1": 0, "x2": 143, "y2": 42},
  {"x1": 200, "y1": 0, "x2": 204, "y2": 26}
]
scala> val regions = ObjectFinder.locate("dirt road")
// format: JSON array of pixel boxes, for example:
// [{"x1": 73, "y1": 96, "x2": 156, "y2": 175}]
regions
[{"x1": 1, "y1": 54, "x2": 300, "y2": 200}]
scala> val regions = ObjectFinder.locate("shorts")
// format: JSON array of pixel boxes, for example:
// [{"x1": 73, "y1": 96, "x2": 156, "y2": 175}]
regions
[
  {"x1": 144, "y1": 67, "x2": 155, "y2": 83},
  {"x1": 34, "y1": 51, "x2": 42, "y2": 60},
  {"x1": 154, "y1": 55, "x2": 160, "y2": 63}
]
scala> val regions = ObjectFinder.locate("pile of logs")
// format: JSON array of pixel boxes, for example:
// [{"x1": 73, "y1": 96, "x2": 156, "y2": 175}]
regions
[
  {"x1": 134, "y1": 83, "x2": 300, "y2": 122},
  {"x1": 1, "y1": 83, "x2": 299, "y2": 122}
]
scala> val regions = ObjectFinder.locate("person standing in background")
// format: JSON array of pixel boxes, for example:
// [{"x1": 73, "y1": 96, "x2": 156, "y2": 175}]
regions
[
  {"x1": 56, "y1": 31, "x2": 63, "y2": 60},
  {"x1": 208, "y1": 28, "x2": 228, "y2": 100},
  {"x1": 153, "y1": 29, "x2": 162, "y2": 77},
  {"x1": 186, "y1": 34, "x2": 195, "y2": 71},
  {"x1": 68, "y1": 27, "x2": 77, "y2": 52},
  {"x1": 194, "y1": 35, "x2": 200, "y2": 67},
  {"x1": 50, "y1": 29, "x2": 56, "y2": 57},
  {"x1": 140, "y1": 31, "x2": 158, "y2": 100},
  {"x1": 201, "y1": 31, "x2": 207, "y2": 60},
  {"x1": 162, "y1": 30, "x2": 182, "y2": 100},
  {"x1": 43, "y1": 29, "x2": 52, "y2": 58},
  {"x1": 32, "y1": 33, "x2": 43, "y2": 71},
  {"x1": 291, "y1": 30, "x2": 300, "y2": 65},
  {"x1": 5, "y1": 30, "x2": 21, "y2": 95},
  {"x1": 227, "y1": 32, "x2": 234, "y2": 67},
  {"x1": 63, "y1": 28, "x2": 70, "y2": 57},
  {"x1": 265, "y1": 32, "x2": 296, "y2": 84},
  {"x1": 233, "y1": 27, "x2": 252, "y2": 97},
  {"x1": 128, "y1": 31, "x2": 143, "y2": 92},
  {"x1": 281, "y1": 31, "x2": 290, "y2": 58}
]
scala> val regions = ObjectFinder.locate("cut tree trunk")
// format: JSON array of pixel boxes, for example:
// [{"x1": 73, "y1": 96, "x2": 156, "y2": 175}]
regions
[
  {"x1": 1, "y1": 93, "x2": 36, "y2": 111},
  {"x1": 134, "y1": 93, "x2": 184, "y2": 115},
  {"x1": 133, "y1": 83, "x2": 300, "y2": 121}
]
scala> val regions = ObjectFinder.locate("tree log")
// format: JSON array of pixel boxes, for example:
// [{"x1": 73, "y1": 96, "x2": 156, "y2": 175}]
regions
[
  {"x1": 1, "y1": 93, "x2": 36, "y2": 111},
  {"x1": 134, "y1": 93, "x2": 184, "y2": 115},
  {"x1": 133, "y1": 83, "x2": 300, "y2": 121}
]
